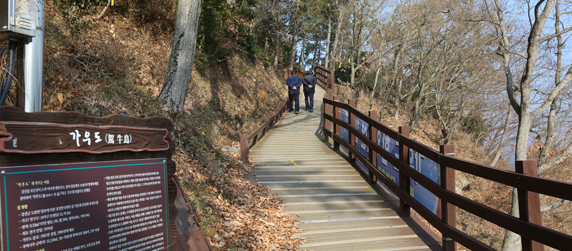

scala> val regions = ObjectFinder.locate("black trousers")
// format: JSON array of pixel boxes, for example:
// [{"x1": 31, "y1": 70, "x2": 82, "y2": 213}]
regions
[
  {"x1": 304, "y1": 92, "x2": 314, "y2": 110},
  {"x1": 288, "y1": 92, "x2": 299, "y2": 112}
]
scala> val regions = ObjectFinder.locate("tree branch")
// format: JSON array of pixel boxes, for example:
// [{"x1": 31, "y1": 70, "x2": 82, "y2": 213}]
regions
[
  {"x1": 539, "y1": 26, "x2": 572, "y2": 43},
  {"x1": 494, "y1": 0, "x2": 521, "y2": 114},
  {"x1": 531, "y1": 65, "x2": 572, "y2": 117},
  {"x1": 541, "y1": 198, "x2": 570, "y2": 213},
  {"x1": 538, "y1": 139, "x2": 572, "y2": 174},
  {"x1": 96, "y1": 0, "x2": 111, "y2": 20}
]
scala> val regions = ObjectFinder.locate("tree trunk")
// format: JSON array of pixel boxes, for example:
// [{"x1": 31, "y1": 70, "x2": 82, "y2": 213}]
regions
[
  {"x1": 273, "y1": 0, "x2": 281, "y2": 69},
  {"x1": 498, "y1": 1, "x2": 557, "y2": 249},
  {"x1": 330, "y1": 4, "x2": 345, "y2": 70},
  {"x1": 311, "y1": 40, "x2": 318, "y2": 70},
  {"x1": 395, "y1": 78, "x2": 402, "y2": 121},
  {"x1": 369, "y1": 66, "x2": 381, "y2": 110},
  {"x1": 159, "y1": 0, "x2": 202, "y2": 112},
  {"x1": 494, "y1": 0, "x2": 520, "y2": 248},
  {"x1": 299, "y1": 33, "x2": 307, "y2": 68},
  {"x1": 409, "y1": 84, "x2": 424, "y2": 130},
  {"x1": 288, "y1": 16, "x2": 299, "y2": 71},
  {"x1": 539, "y1": 3, "x2": 563, "y2": 167},
  {"x1": 409, "y1": 65, "x2": 425, "y2": 130},
  {"x1": 314, "y1": 40, "x2": 322, "y2": 69},
  {"x1": 393, "y1": 44, "x2": 404, "y2": 121},
  {"x1": 490, "y1": 107, "x2": 512, "y2": 167},
  {"x1": 324, "y1": 17, "x2": 332, "y2": 69},
  {"x1": 350, "y1": 59, "x2": 356, "y2": 95}
]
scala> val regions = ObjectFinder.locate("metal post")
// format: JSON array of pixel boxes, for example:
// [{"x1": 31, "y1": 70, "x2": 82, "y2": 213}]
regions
[
  {"x1": 368, "y1": 111, "x2": 378, "y2": 184},
  {"x1": 15, "y1": 39, "x2": 25, "y2": 109},
  {"x1": 399, "y1": 126, "x2": 410, "y2": 217},
  {"x1": 440, "y1": 144, "x2": 457, "y2": 251},
  {"x1": 516, "y1": 160, "x2": 544, "y2": 251},
  {"x1": 24, "y1": 0, "x2": 45, "y2": 112}
]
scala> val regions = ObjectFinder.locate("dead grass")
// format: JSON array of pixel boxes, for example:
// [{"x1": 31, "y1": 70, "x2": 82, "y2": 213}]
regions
[{"x1": 1, "y1": 1, "x2": 304, "y2": 250}]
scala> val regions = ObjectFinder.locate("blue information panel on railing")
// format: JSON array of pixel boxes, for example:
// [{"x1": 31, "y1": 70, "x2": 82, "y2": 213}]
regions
[
  {"x1": 339, "y1": 109, "x2": 369, "y2": 173},
  {"x1": 409, "y1": 148, "x2": 441, "y2": 216},
  {"x1": 354, "y1": 117, "x2": 370, "y2": 173},
  {"x1": 338, "y1": 108, "x2": 440, "y2": 216},
  {"x1": 340, "y1": 109, "x2": 350, "y2": 155},
  {"x1": 376, "y1": 131, "x2": 400, "y2": 185}
]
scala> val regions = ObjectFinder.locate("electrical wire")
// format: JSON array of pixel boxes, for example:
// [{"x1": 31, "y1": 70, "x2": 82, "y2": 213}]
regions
[{"x1": 0, "y1": 40, "x2": 17, "y2": 106}]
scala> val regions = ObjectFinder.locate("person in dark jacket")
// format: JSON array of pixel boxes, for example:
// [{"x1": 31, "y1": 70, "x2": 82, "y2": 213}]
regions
[
  {"x1": 302, "y1": 71, "x2": 317, "y2": 112},
  {"x1": 286, "y1": 70, "x2": 303, "y2": 114}
]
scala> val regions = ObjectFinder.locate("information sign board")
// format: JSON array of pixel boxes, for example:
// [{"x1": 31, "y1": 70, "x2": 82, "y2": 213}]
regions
[
  {"x1": 376, "y1": 130, "x2": 400, "y2": 186},
  {"x1": 339, "y1": 109, "x2": 350, "y2": 156},
  {"x1": 0, "y1": 158, "x2": 170, "y2": 251},
  {"x1": 354, "y1": 117, "x2": 369, "y2": 173},
  {"x1": 409, "y1": 148, "x2": 441, "y2": 216}
]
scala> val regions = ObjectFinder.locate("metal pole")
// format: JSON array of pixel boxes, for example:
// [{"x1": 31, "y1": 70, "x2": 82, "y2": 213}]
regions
[{"x1": 24, "y1": 0, "x2": 44, "y2": 112}]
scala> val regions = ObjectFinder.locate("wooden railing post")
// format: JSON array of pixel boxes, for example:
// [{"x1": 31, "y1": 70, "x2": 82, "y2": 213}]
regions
[
  {"x1": 324, "y1": 93, "x2": 334, "y2": 144},
  {"x1": 333, "y1": 96, "x2": 340, "y2": 151},
  {"x1": 398, "y1": 126, "x2": 411, "y2": 217},
  {"x1": 252, "y1": 124, "x2": 259, "y2": 145},
  {"x1": 261, "y1": 117, "x2": 268, "y2": 137},
  {"x1": 240, "y1": 134, "x2": 249, "y2": 164},
  {"x1": 348, "y1": 99, "x2": 356, "y2": 162},
  {"x1": 368, "y1": 111, "x2": 378, "y2": 184},
  {"x1": 440, "y1": 144, "x2": 457, "y2": 251},
  {"x1": 516, "y1": 160, "x2": 544, "y2": 251}
]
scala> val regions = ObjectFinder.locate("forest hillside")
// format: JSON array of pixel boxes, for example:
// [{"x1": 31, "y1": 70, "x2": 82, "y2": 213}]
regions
[
  {"x1": 2, "y1": 0, "x2": 572, "y2": 250},
  {"x1": 4, "y1": 0, "x2": 308, "y2": 250}
]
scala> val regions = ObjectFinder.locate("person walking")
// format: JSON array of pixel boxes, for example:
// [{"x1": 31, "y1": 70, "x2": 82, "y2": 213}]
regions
[
  {"x1": 286, "y1": 70, "x2": 303, "y2": 114},
  {"x1": 302, "y1": 71, "x2": 316, "y2": 112}
]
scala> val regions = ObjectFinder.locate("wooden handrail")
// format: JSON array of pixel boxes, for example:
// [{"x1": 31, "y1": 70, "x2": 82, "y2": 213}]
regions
[
  {"x1": 240, "y1": 98, "x2": 288, "y2": 164},
  {"x1": 322, "y1": 97, "x2": 572, "y2": 251},
  {"x1": 314, "y1": 65, "x2": 335, "y2": 94},
  {"x1": 322, "y1": 98, "x2": 572, "y2": 197}
]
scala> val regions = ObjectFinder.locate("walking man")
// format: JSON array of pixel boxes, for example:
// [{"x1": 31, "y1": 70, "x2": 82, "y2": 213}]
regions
[
  {"x1": 302, "y1": 71, "x2": 316, "y2": 112},
  {"x1": 286, "y1": 70, "x2": 302, "y2": 114}
]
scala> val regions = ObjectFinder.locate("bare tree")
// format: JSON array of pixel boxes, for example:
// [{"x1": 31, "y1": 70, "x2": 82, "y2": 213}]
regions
[
  {"x1": 324, "y1": 17, "x2": 332, "y2": 68},
  {"x1": 330, "y1": 2, "x2": 346, "y2": 70},
  {"x1": 273, "y1": 0, "x2": 282, "y2": 69},
  {"x1": 489, "y1": 106, "x2": 512, "y2": 167},
  {"x1": 490, "y1": 0, "x2": 572, "y2": 249},
  {"x1": 288, "y1": 12, "x2": 299, "y2": 71}
]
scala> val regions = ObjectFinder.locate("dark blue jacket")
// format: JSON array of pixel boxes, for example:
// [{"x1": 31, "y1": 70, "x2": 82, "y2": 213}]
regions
[
  {"x1": 286, "y1": 75, "x2": 302, "y2": 95},
  {"x1": 302, "y1": 74, "x2": 317, "y2": 93}
]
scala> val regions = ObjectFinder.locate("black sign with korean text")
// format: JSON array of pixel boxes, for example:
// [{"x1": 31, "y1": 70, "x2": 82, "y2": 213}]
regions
[{"x1": 0, "y1": 158, "x2": 170, "y2": 251}]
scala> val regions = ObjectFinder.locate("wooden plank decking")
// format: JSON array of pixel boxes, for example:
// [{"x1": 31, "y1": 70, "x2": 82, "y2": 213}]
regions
[{"x1": 249, "y1": 86, "x2": 437, "y2": 251}]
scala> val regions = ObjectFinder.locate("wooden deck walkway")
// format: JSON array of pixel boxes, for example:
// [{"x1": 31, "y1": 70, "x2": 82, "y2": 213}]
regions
[{"x1": 248, "y1": 87, "x2": 437, "y2": 251}]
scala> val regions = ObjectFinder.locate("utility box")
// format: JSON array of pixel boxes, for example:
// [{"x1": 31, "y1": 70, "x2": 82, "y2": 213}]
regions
[{"x1": 0, "y1": 0, "x2": 37, "y2": 37}]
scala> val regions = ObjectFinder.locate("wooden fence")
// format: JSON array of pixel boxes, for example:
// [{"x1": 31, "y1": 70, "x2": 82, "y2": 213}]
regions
[
  {"x1": 315, "y1": 65, "x2": 335, "y2": 94},
  {"x1": 240, "y1": 98, "x2": 288, "y2": 164},
  {"x1": 322, "y1": 94, "x2": 572, "y2": 251}
]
